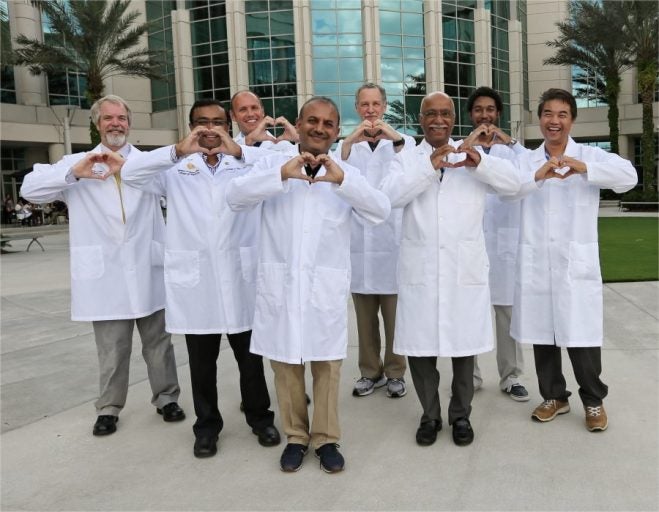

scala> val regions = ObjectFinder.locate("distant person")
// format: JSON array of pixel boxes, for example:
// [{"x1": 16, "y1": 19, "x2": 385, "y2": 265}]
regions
[
  {"x1": 226, "y1": 97, "x2": 390, "y2": 473},
  {"x1": 381, "y1": 92, "x2": 520, "y2": 447},
  {"x1": 3, "y1": 194, "x2": 15, "y2": 224},
  {"x1": 510, "y1": 88, "x2": 637, "y2": 432},
  {"x1": 20, "y1": 95, "x2": 184, "y2": 437},
  {"x1": 119, "y1": 99, "x2": 280, "y2": 458},
  {"x1": 461, "y1": 86, "x2": 530, "y2": 401},
  {"x1": 336, "y1": 83, "x2": 414, "y2": 399}
]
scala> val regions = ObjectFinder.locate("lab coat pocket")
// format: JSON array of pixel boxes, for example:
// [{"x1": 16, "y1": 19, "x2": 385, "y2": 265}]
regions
[
  {"x1": 164, "y1": 250, "x2": 200, "y2": 288},
  {"x1": 398, "y1": 241, "x2": 426, "y2": 285},
  {"x1": 71, "y1": 245, "x2": 104, "y2": 280},
  {"x1": 256, "y1": 262, "x2": 286, "y2": 311},
  {"x1": 239, "y1": 246, "x2": 257, "y2": 283},
  {"x1": 310, "y1": 267, "x2": 349, "y2": 315},
  {"x1": 151, "y1": 240, "x2": 165, "y2": 267},
  {"x1": 497, "y1": 228, "x2": 519, "y2": 262},
  {"x1": 568, "y1": 242, "x2": 601, "y2": 281},
  {"x1": 458, "y1": 241, "x2": 489, "y2": 286}
]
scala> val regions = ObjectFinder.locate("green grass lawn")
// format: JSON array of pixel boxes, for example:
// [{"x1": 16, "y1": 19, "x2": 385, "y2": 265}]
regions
[{"x1": 599, "y1": 217, "x2": 658, "y2": 282}]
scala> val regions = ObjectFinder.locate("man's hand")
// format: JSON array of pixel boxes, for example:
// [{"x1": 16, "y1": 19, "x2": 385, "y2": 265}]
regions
[
  {"x1": 341, "y1": 119, "x2": 402, "y2": 159},
  {"x1": 429, "y1": 144, "x2": 476, "y2": 170},
  {"x1": 556, "y1": 155, "x2": 587, "y2": 178},
  {"x1": 312, "y1": 155, "x2": 344, "y2": 185},
  {"x1": 534, "y1": 156, "x2": 572, "y2": 182},
  {"x1": 244, "y1": 116, "x2": 276, "y2": 146},
  {"x1": 71, "y1": 152, "x2": 124, "y2": 180},
  {"x1": 212, "y1": 128, "x2": 242, "y2": 158},
  {"x1": 274, "y1": 116, "x2": 299, "y2": 143},
  {"x1": 175, "y1": 126, "x2": 218, "y2": 157},
  {"x1": 280, "y1": 153, "x2": 314, "y2": 182}
]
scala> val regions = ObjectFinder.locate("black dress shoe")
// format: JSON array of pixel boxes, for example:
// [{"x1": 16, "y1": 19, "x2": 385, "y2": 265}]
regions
[
  {"x1": 252, "y1": 424, "x2": 281, "y2": 447},
  {"x1": 193, "y1": 436, "x2": 218, "y2": 458},
  {"x1": 415, "y1": 419, "x2": 442, "y2": 446},
  {"x1": 93, "y1": 415, "x2": 118, "y2": 436},
  {"x1": 156, "y1": 402, "x2": 186, "y2": 422},
  {"x1": 452, "y1": 417, "x2": 474, "y2": 446}
]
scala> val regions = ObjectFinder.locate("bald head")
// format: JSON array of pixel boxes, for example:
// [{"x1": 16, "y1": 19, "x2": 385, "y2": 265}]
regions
[
  {"x1": 230, "y1": 91, "x2": 265, "y2": 135},
  {"x1": 419, "y1": 92, "x2": 456, "y2": 148}
]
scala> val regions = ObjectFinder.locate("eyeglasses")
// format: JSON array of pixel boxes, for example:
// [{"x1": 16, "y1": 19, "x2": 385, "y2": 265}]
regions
[
  {"x1": 192, "y1": 119, "x2": 226, "y2": 127},
  {"x1": 419, "y1": 109, "x2": 454, "y2": 119}
]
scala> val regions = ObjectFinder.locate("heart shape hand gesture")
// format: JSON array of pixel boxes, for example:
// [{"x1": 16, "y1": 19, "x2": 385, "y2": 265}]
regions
[
  {"x1": 71, "y1": 151, "x2": 125, "y2": 180},
  {"x1": 534, "y1": 155, "x2": 587, "y2": 182},
  {"x1": 430, "y1": 144, "x2": 480, "y2": 170},
  {"x1": 273, "y1": 116, "x2": 299, "y2": 143},
  {"x1": 280, "y1": 153, "x2": 344, "y2": 185}
]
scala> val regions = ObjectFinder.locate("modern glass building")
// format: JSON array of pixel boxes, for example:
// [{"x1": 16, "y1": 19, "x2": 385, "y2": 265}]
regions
[{"x1": 1, "y1": 0, "x2": 655, "y2": 200}]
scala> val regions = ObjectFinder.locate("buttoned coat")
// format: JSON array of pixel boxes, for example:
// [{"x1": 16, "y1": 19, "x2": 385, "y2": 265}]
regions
[
  {"x1": 510, "y1": 138, "x2": 637, "y2": 347},
  {"x1": 381, "y1": 139, "x2": 521, "y2": 357},
  {"x1": 20, "y1": 144, "x2": 166, "y2": 321},
  {"x1": 481, "y1": 142, "x2": 527, "y2": 306},
  {"x1": 120, "y1": 145, "x2": 267, "y2": 334},
  {"x1": 226, "y1": 149, "x2": 391, "y2": 364},
  {"x1": 335, "y1": 135, "x2": 415, "y2": 294}
]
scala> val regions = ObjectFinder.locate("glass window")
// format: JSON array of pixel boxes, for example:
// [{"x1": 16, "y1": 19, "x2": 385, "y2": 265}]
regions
[
  {"x1": 311, "y1": 4, "x2": 364, "y2": 135},
  {"x1": 246, "y1": 1, "x2": 297, "y2": 125},
  {"x1": 379, "y1": 0, "x2": 426, "y2": 136},
  {"x1": 442, "y1": 0, "x2": 476, "y2": 136},
  {"x1": 189, "y1": 1, "x2": 230, "y2": 103}
]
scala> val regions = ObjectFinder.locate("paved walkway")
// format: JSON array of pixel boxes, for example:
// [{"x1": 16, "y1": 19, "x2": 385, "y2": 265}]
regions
[{"x1": 1, "y1": 229, "x2": 658, "y2": 511}]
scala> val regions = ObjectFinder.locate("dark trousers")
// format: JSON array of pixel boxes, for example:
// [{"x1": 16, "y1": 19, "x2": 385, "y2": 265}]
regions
[
  {"x1": 408, "y1": 355, "x2": 474, "y2": 425},
  {"x1": 533, "y1": 344, "x2": 608, "y2": 407},
  {"x1": 185, "y1": 331, "x2": 274, "y2": 438}
]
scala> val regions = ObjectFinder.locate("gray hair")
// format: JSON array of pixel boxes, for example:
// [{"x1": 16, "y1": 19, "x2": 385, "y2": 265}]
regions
[
  {"x1": 354, "y1": 83, "x2": 387, "y2": 104},
  {"x1": 90, "y1": 95, "x2": 133, "y2": 126}
]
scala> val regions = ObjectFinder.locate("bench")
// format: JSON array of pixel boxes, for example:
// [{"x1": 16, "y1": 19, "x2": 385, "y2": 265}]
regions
[
  {"x1": 0, "y1": 233, "x2": 45, "y2": 252},
  {"x1": 619, "y1": 201, "x2": 659, "y2": 212}
]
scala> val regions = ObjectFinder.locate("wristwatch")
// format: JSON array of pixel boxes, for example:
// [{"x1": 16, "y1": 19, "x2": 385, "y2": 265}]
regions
[
  {"x1": 507, "y1": 138, "x2": 518, "y2": 147},
  {"x1": 392, "y1": 138, "x2": 405, "y2": 147}
]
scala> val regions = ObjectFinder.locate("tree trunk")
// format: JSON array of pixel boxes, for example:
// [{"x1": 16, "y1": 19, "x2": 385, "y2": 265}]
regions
[
  {"x1": 638, "y1": 63, "x2": 657, "y2": 196},
  {"x1": 87, "y1": 71, "x2": 104, "y2": 147},
  {"x1": 605, "y1": 77, "x2": 620, "y2": 155}
]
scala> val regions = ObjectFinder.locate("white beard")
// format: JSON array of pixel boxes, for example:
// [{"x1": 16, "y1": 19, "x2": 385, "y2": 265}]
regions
[{"x1": 104, "y1": 132, "x2": 127, "y2": 148}]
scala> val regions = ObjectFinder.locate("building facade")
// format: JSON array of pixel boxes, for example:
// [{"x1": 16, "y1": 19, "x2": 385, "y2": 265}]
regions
[{"x1": 1, "y1": 0, "x2": 656, "y2": 200}]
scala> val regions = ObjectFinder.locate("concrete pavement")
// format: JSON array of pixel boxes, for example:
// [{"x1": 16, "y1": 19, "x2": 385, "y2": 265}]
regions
[{"x1": 1, "y1": 229, "x2": 658, "y2": 511}]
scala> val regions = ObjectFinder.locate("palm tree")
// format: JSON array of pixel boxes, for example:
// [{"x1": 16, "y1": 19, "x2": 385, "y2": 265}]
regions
[
  {"x1": 622, "y1": 1, "x2": 658, "y2": 196},
  {"x1": 384, "y1": 72, "x2": 426, "y2": 136},
  {"x1": 544, "y1": 0, "x2": 633, "y2": 155},
  {"x1": 11, "y1": 0, "x2": 163, "y2": 144}
]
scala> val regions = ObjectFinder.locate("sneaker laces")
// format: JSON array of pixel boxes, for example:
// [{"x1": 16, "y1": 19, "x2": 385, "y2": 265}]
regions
[
  {"x1": 540, "y1": 399, "x2": 557, "y2": 409},
  {"x1": 585, "y1": 405, "x2": 603, "y2": 417}
]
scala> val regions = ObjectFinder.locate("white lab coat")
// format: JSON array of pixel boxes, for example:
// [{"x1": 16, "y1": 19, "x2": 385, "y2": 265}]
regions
[
  {"x1": 226, "y1": 148, "x2": 391, "y2": 364},
  {"x1": 120, "y1": 145, "x2": 268, "y2": 334},
  {"x1": 381, "y1": 139, "x2": 521, "y2": 357},
  {"x1": 335, "y1": 135, "x2": 415, "y2": 294},
  {"x1": 20, "y1": 144, "x2": 166, "y2": 321},
  {"x1": 510, "y1": 138, "x2": 638, "y2": 347},
  {"x1": 481, "y1": 142, "x2": 527, "y2": 305}
]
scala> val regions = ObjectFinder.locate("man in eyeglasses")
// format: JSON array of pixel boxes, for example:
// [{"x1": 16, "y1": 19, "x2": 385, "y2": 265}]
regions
[
  {"x1": 381, "y1": 91, "x2": 520, "y2": 447},
  {"x1": 118, "y1": 98, "x2": 280, "y2": 458}
]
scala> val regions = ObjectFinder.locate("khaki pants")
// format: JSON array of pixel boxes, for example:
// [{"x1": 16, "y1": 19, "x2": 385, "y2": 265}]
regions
[
  {"x1": 270, "y1": 359, "x2": 342, "y2": 449},
  {"x1": 352, "y1": 293, "x2": 406, "y2": 379}
]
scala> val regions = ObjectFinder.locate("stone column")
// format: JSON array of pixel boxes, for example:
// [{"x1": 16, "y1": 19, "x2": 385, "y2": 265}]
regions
[{"x1": 9, "y1": 0, "x2": 47, "y2": 106}]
